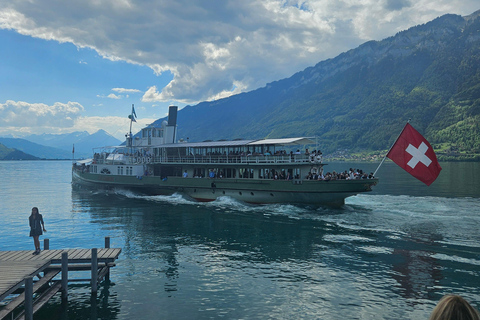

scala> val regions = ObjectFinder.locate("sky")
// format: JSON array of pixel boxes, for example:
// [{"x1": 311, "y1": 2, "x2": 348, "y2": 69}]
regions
[{"x1": 0, "y1": 1, "x2": 478, "y2": 140}]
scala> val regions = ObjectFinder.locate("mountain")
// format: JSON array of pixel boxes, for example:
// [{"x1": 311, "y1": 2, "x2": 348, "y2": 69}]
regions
[
  {"x1": 25, "y1": 131, "x2": 90, "y2": 150},
  {"x1": 0, "y1": 138, "x2": 72, "y2": 159},
  {"x1": 0, "y1": 143, "x2": 40, "y2": 160},
  {"x1": 0, "y1": 130, "x2": 121, "y2": 159},
  {"x1": 23, "y1": 130, "x2": 122, "y2": 158},
  {"x1": 150, "y1": 10, "x2": 480, "y2": 160},
  {"x1": 70, "y1": 130, "x2": 122, "y2": 158}
]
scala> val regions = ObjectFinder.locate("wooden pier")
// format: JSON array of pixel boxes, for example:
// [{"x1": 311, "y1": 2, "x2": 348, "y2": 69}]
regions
[{"x1": 0, "y1": 238, "x2": 121, "y2": 320}]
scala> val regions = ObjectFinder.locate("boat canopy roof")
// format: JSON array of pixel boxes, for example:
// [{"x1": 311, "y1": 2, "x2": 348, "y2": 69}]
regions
[
  {"x1": 75, "y1": 159, "x2": 93, "y2": 165},
  {"x1": 248, "y1": 137, "x2": 315, "y2": 146},
  {"x1": 157, "y1": 137, "x2": 315, "y2": 149},
  {"x1": 165, "y1": 139, "x2": 257, "y2": 148}
]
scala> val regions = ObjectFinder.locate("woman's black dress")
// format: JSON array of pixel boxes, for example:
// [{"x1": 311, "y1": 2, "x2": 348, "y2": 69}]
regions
[{"x1": 29, "y1": 214, "x2": 44, "y2": 237}]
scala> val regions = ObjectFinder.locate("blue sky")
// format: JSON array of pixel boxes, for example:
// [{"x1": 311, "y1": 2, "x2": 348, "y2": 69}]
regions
[{"x1": 0, "y1": 1, "x2": 478, "y2": 140}]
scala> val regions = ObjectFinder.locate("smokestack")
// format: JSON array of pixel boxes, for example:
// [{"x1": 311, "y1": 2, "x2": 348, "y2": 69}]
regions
[
  {"x1": 164, "y1": 105, "x2": 178, "y2": 144},
  {"x1": 168, "y1": 106, "x2": 178, "y2": 126}
]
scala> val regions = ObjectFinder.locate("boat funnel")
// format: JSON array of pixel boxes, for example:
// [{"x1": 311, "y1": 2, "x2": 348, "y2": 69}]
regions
[
  {"x1": 165, "y1": 106, "x2": 178, "y2": 144},
  {"x1": 168, "y1": 106, "x2": 178, "y2": 126}
]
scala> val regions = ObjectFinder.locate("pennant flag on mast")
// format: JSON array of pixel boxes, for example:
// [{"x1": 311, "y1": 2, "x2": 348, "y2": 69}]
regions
[
  {"x1": 132, "y1": 105, "x2": 137, "y2": 118},
  {"x1": 386, "y1": 123, "x2": 442, "y2": 186},
  {"x1": 128, "y1": 104, "x2": 137, "y2": 122}
]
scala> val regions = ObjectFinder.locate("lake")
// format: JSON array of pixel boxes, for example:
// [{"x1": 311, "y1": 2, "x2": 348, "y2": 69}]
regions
[{"x1": 0, "y1": 160, "x2": 479, "y2": 319}]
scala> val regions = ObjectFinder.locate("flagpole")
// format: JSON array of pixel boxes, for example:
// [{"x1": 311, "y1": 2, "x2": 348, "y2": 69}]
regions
[
  {"x1": 129, "y1": 104, "x2": 134, "y2": 138},
  {"x1": 128, "y1": 104, "x2": 137, "y2": 156},
  {"x1": 373, "y1": 119, "x2": 410, "y2": 176}
]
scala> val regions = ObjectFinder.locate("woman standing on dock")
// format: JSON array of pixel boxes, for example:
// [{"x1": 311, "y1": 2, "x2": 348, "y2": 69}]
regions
[{"x1": 29, "y1": 207, "x2": 46, "y2": 255}]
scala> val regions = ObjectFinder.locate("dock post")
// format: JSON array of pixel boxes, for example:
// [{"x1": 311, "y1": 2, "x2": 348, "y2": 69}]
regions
[
  {"x1": 91, "y1": 248, "x2": 98, "y2": 294},
  {"x1": 105, "y1": 237, "x2": 111, "y2": 282},
  {"x1": 25, "y1": 277, "x2": 33, "y2": 320},
  {"x1": 44, "y1": 238, "x2": 49, "y2": 250},
  {"x1": 61, "y1": 252, "x2": 68, "y2": 300}
]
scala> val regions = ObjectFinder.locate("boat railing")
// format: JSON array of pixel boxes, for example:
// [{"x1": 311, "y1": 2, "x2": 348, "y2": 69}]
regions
[
  {"x1": 89, "y1": 154, "x2": 321, "y2": 165},
  {"x1": 155, "y1": 154, "x2": 318, "y2": 165}
]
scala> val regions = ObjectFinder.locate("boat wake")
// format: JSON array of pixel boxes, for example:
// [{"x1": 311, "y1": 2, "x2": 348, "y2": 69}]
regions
[{"x1": 108, "y1": 188, "x2": 319, "y2": 217}]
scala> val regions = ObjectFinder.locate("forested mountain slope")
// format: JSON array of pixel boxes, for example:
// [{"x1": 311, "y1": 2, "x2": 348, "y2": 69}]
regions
[{"x1": 153, "y1": 10, "x2": 480, "y2": 159}]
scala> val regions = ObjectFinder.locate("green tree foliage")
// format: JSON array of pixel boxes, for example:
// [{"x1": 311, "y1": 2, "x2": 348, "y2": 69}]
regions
[{"x1": 153, "y1": 12, "x2": 480, "y2": 159}]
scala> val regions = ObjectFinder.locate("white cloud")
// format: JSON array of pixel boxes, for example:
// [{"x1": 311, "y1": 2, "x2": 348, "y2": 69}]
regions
[
  {"x1": 73, "y1": 116, "x2": 158, "y2": 140},
  {"x1": 0, "y1": 100, "x2": 155, "y2": 140},
  {"x1": 107, "y1": 93, "x2": 121, "y2": 99},
  {"x1": 112, "y1": 88, "x2": 142, "y2": 94},
  {"x1": 142, "y1": 86, "x2": 162, "y2": 102},
  {"x1": 0, "y1": 0, "x2": 478, "y2": 103},
  {"x1": 0, "y1": 100, "x2": 83, "y2": 128}
]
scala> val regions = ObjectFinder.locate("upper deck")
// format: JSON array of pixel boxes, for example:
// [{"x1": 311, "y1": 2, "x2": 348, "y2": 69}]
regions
[
  {"x1": 91, "y1": 136, "x2": 322, "y2": 166},
  {"x1": 91, "y1": 152, "x2": 323, "y2": 166}
]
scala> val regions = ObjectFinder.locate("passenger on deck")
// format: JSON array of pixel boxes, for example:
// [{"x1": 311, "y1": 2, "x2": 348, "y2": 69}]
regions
[
  {"x1": 209, "y1": 170, "x2": 216, "y2": 178},
  {"x1": 183, "y1": 170, "x2": 188, "y2": 178}
]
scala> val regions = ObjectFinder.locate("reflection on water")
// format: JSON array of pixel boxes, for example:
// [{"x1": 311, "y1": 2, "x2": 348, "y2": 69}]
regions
[
  {"x1": 67, "y1": 185, "x2": 480, "y2": 319},
  {"x1": 1, "y1": 161, "x2": 480, "y2": 319},
  {"x1": 35, "y1": 283, "x2": 121, "y2": 320}
]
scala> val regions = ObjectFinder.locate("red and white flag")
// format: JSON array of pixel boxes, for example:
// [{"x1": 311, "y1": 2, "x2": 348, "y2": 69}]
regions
[{"x1": 387, "y1": 123, "x2": 442, "y2": 186}]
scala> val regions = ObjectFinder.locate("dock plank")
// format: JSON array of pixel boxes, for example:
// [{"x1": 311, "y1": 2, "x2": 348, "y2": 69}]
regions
[
  {"x1": 0, "y1": 244, "x2": 121, "y2": 320},
  {"x1": 0, "y1": 269, "x2": 60, "y2": 319},
  {"x1": 0, "y1": 260, "x2": 51, "y2": 301},
  {"x1": 0, "y1": 248, "x2": 121, "y2": 302}
]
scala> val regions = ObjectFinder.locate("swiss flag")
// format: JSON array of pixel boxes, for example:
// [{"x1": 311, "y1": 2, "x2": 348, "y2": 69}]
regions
[{"x1": 387, "y1": 123, "x2": 442, "y2": 186}]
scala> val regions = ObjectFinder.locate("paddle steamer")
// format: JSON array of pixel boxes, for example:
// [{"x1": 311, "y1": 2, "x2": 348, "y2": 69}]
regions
[{"x1": 72, "y1": 106, "x2": 378, "y2": 206}]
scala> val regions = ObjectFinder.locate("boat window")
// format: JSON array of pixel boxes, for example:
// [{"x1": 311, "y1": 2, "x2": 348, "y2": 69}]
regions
[
  {"x1": 239, "y1": 168, "x2": 254, "y2": 178},
  {"x1": 225, "y1": 168, "x2": 236, "y2": 178},
  {"x1": 193, "y1": 168, "x2": 205, "y2": 178}
]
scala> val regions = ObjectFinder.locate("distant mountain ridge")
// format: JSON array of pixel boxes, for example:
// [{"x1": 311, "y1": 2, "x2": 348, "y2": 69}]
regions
[
  {"x1": 0, "y1": 130, "x2": 122, "y2": 159},
  {"x1": 150, "y1": 10, "x2": 480, "y2": 160},
  {"x1": 0, "y1": 143, "x2": 39, "y2": 160}
]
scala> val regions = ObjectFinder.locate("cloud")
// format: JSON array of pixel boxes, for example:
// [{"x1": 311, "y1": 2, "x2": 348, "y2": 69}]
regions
[
  {"x1": 0, "y1": 100, "x2": 83, "y2": 128},
  {"x1": 97, "y1": 88, "x2": 142, "y2": 99},
  {"x1": 0, "y1": 100, "x2": 155, "y2": 140},
  {"x1": 0, "y1": 0, "x2": 478, "y2": 103},
  {"x1": 107, "y1": 93, "x2": 121, "y2": 99},
  {"x1": 73, "y1": 116, "x2": 158, "y2": 140},
  {"x1": 141, "y1": 86, "x2": 161, "y2": 102},
  {"x1": 112, "y1": 88, "x2": 142, "y2": 94}
]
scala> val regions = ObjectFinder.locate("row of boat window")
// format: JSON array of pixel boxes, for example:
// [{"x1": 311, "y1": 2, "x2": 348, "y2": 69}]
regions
[{"x1": 190, "y1": 168, "x2": 301, "y2": 179}]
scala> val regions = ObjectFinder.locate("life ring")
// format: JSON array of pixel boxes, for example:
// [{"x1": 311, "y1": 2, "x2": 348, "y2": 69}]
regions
[
  {"x1": 309, "y1": 155, "x2": 315, "y2": 163},
  {"x1": 133, "y1": 157, "x2": 138, "y2": 163},
  {"x1": 142, "y1": 157, "x2": 146, "y2": 163},
  {"x1": 147, "y1": 157, "x2": 151, "y2": 163}
]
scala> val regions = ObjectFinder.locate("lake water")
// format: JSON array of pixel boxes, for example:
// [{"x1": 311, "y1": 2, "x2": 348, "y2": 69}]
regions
[{"x1": 0, "y1": 160, "x2": 479, "y2": 319}]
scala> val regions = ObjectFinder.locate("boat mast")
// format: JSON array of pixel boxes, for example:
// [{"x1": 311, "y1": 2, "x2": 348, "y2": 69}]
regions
[{"x1": 127, "y1": 104, "x2": 137, "y2": 155}]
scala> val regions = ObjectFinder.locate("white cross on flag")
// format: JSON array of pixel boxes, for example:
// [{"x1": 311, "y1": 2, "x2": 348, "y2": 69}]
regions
[{"x1": 387, "y1": 123, "x2": 442, "y2": 186}]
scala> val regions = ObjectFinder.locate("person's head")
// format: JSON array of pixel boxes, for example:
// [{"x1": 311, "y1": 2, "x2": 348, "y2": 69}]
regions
[
  {"x1": 430, "y1": 295, "x2": 480, "y2": 320},
  {"x1": 31, "y1": 207, "x2": 39, "y2": 216}
]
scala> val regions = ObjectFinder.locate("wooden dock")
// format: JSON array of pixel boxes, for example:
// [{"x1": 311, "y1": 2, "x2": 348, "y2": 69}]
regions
[{"x1": 0, "y1": 239, "x2": 121, "y2": 320}]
